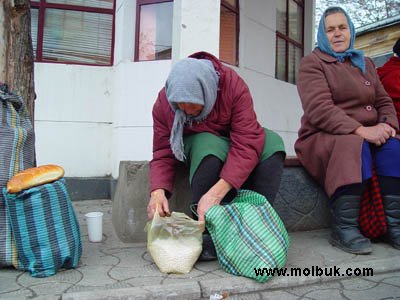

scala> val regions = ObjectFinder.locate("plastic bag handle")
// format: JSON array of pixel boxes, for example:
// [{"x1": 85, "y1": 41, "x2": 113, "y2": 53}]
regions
[{"x1": 190, "y1": 204, "x2": 198, "y2": 217}]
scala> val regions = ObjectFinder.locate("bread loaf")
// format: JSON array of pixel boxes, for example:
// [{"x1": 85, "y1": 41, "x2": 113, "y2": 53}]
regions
[{"x1": 7, "y1": 164, "x2": 65, "y2": 193}]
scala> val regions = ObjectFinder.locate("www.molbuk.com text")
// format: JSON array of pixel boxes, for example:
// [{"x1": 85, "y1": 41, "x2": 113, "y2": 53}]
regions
[{"x1": 254, "y1": 266, "x2": 373, "y2": 277}]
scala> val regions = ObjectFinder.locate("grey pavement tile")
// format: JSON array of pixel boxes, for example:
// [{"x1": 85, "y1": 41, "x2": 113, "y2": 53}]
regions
[
  {"x1": 296, "y1": 287, "x2": 344, "y2": 300},
  {"x1": 286, "y1": 280, "x2": 341, "y2": 296},
  {"x1": 29, "y1": 283, "x2": 71, "y2": 296},
  {"x1": 0, "y1": 273, "x2": 23, "y2": 293},
  {"x1": 364, "y1": 271, "x2": 400, "y2": 287},
  {"x1": 30, "y1": 296, "x2": 60, "y2": 300},
  {"x1": 103, "y1": 248, "x2": 149, "y2": 267},
  {"x1": 225, "y1": 293, "x2": 262, "y2": 300},
  {"x1": 67, "y1": 281, "x2": 133, "y2": 293},
  {"x1": 342, "y1": 280, "x2": 400, "y2": 299},
  {"x1": 199, "y1": 277, "x2": 269, "y2": 299},
  {"x1": 124, "y1": 276, "x2": 165, "y2": 287},
  {"x1": 162, "y1": 273, "x2": 222, "y2": 285},
  {"x1": 260, "y1": 290, "x2": 305, "y2": 300},
  {"x1": 380, "y1": 275, "x2": 400, "y2": 288},
  {"x1": 194, "y1": 261, "x2": 221, "y2": 272},
  {"x1": 79, "y1": 247, "x2": 119, "y2": 267},
  {"x1": 32, "y1": 296, "x2": 61, "y2": 300},
  {"x1": 74, "y1": 265, "x2": 116, "y2": 286},
  {"x1": 341, "y1": 277, "x2": 380, "y2": 291},
  {"x1": 208, "y1": 268, "x2": 234, "y2": 279},
  {"x1": 0, "y1": 288, "x2": 33, "y2": 299},
  {"x1": 63, "y1": 282, "x2": 202, "y2": 300},
  {"x1": 16, "y1": 269, "x2": 82, "y2": 287},
  {"x1": 163, "y1": 267, "x2": 208, "y2": 279},
  {"x1": 108, "y1": 265, "x2": 161, "y2": 281}
]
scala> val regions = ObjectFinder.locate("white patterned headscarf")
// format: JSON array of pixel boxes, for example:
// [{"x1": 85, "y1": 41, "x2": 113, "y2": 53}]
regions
[{"x1": 166, "y1": 58, "x2": 219, "y2": 161}]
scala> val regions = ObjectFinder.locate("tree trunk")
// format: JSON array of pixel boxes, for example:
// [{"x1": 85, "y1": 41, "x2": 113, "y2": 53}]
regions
[{"x1": 0, "y1": 0, "x2": 35, "y2": 123}]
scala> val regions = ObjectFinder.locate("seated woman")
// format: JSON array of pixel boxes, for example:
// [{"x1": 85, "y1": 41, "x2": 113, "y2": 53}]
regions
[
  {"x1": 295, "y1": 7, "x2": 400, "y2": 254},
  {"x1": 147, "y1": 51, "x2": 286, "y2": 260}
]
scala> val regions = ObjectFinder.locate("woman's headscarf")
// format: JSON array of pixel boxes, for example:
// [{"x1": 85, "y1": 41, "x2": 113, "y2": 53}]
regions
[
  {"x1": 165, "y1": 58, "x2": 219, "y2": 161},
  {"x1": 317, "y1": 7, "x2": 365, "y2": 74}
]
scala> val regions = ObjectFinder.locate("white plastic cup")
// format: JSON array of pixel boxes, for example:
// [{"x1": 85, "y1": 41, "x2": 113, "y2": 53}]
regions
[{"x1": 85, "y1": 212, "x2": 104, "y2": 242}]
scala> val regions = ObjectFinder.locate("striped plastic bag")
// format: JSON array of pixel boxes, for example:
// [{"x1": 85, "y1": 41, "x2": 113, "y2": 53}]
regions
[
  {"x1": 0, "y1": 84, "x2": 35, "y2": 267},
  {"x1": 205, "y1": 190, "x2": 290, "y2": 283},
  {"x1": 3, "y1": 179, "x2": 82, "y2": 277}
]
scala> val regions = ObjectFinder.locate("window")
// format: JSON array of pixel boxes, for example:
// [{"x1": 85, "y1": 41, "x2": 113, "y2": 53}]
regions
[
  {"x1": 275, "y1": 0, "x2": 304, "y2": 84},
  {"x1": 30, "y1": 0, "x2": 115, "y2": 66},
  {"x1": 220, "y1": 0, "x2": 239, "y2": 65},
  {"x1": 135, "y1": 0, "x2": 173, "y2": 62}
]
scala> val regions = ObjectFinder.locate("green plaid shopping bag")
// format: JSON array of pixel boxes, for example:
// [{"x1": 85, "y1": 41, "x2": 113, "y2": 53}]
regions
[{"x1": 205, "y1": 190, "x2": 290, "y2": 282}]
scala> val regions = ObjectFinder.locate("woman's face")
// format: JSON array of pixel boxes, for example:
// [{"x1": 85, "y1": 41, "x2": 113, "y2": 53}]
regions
[
  {"x1": 177, "y1": 102, "x2": 204, "y2": 116},
  {"x1": 324, "y1": 12, "x2": 351, "y2": 53}
]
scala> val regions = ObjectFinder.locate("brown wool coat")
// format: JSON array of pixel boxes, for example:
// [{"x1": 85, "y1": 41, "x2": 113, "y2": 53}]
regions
[{"x1": 295, "y1": 48, "x2": 399, "y2": 197}]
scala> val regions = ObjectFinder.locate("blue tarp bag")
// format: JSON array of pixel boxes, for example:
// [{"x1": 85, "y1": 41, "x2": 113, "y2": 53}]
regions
[
  {"x1": 0, "y1": 84, "x2": 35, "y2": 267},
  {"x1": 3, "y1": 178, "x2": 82, "y2": 277}
]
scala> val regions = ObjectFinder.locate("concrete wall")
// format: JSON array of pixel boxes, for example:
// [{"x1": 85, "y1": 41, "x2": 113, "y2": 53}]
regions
[
  {"x1": 33, "y1": 0, "x2": 314, "y2": 180},
  {"x1": 171, "y1": 0, "x2": 220, "y2": 62},
  {"x1": 34, "y1": 63, "x2": 113, "y2": 177},
  {"x1": 235, "y1": 0, "x2": 302, "y2": 157}
]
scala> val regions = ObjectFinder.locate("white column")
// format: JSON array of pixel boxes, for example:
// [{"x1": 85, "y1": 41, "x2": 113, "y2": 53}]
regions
[
  {"x1": 171, "y1": 0, "x2": 221, "y2": 64},
  {"x1": 304, "y1": 0, "x2": 316, "y2": 55}
]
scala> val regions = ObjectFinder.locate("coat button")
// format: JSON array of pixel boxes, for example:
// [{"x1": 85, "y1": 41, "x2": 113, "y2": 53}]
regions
[
  {"x1": 364, "y1": 80, "x2": 371, "y2": 86},
  {"x1": 366, "y1": 105, "x2": 372, "y2": 111}
]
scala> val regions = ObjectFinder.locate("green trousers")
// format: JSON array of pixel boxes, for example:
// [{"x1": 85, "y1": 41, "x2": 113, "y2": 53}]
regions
[{"x1": 183, "y1": 128, "x2": 286, "y2": 183}]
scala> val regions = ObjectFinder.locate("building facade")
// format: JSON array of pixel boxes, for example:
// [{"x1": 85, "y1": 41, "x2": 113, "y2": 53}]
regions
[
  {"x1": 32, "y1": 0, "x2": 315, "y2": 181},
  {"x1": 355, "y1": 15, "x2": 400, "y2": 67}
]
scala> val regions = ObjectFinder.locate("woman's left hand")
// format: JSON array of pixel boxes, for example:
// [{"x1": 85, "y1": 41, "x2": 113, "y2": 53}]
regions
[
  {"x1": 197, "y1": 178, "x2": 232, "y2": 222},
  {"x1": 382, "y1": 123, "x2": 397, "y2": 138}
]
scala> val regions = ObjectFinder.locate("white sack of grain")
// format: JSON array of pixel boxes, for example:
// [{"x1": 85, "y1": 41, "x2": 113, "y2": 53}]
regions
[{"x1": 145, "y1": 210, "x2": 204, "y2": 274}]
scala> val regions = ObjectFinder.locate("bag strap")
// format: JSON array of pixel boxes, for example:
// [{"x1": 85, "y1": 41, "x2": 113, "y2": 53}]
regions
[
  {"x1": 0, "y1": 84, "x2": 26, "y2": 110},
  {"x1": 190, "y1": 204, "x2": 198, "y2": 217}
]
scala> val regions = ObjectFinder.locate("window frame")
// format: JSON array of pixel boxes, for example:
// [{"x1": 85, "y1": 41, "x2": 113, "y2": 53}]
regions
[
  {"x1": 275, "y1": 0, "x2": 304, "y2": 83},
  {"x1": 134, "y1": 0, "x2": 173, "y2": 62},
  {"x1": 30, "y1": 0, "x2": 116, "y2": 67},
  {"x1": 220, "y1": 0, "x2": 239, "y2": 66}
]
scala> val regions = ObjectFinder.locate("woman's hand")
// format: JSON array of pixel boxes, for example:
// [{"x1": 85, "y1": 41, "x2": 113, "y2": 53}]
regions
[
  {"x1": 354, "y1": 123, "x2": 396, "y2": 146},
  {"x1": 197, "y1": 179, "x2": 232, "y2": 222},
  {"x1": 147, "y1": 189, "x2": 170, "y2": 219}
]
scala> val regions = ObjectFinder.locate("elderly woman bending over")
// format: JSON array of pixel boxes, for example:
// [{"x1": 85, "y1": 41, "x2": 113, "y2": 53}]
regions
[{"x1": 148, "y1": 51, "x2": 286, "y2": 260}]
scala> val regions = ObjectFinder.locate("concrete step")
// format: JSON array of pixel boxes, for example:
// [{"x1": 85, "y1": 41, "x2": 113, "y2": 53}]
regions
[
  {"x1": 112, "y1": 161, "x2": 331, "y2": 243},
  {"x1": 1, "y1": 199, "x2": 399, "y2": 300}
]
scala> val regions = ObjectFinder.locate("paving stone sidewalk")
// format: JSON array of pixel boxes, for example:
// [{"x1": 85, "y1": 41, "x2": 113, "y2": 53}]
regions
[{"x1": 1, "y1": 199, "x2": 400, "y2": 300}]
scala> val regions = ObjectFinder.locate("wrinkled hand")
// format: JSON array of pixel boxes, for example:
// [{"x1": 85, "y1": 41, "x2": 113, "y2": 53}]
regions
[
  {"x1": 197, "y1": 192, "x2": 222, "y2": 223},
  {"x1": 147, "y1": 189, "x2": 170, "y2": 219},
  {"x1": 355, "y1": 123, "x2": 396, "y2": 146},
  {"x1": 197, "y1": 179, "x2": 232, "y2": 222}
]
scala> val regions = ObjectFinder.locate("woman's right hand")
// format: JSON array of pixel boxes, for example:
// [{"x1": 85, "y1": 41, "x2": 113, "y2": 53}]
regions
[
  {"x1": 354, "y1": 123, "x2": 396, "y2": 146},
  {"x1": 147, "y1": 189, "x2": 170, "y2": 219}
]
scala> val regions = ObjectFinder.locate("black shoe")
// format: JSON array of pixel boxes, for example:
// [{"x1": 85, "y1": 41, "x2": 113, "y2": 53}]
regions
[
  {"x1": 330, "y1": 195, "x2": 371, "y2": 255},
  {"x1": 199, "y1": 234, "x2": 217, "y2": 261},
  {"x1": 383, "y1": 195, "x2": 400, "y2": 250}
]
